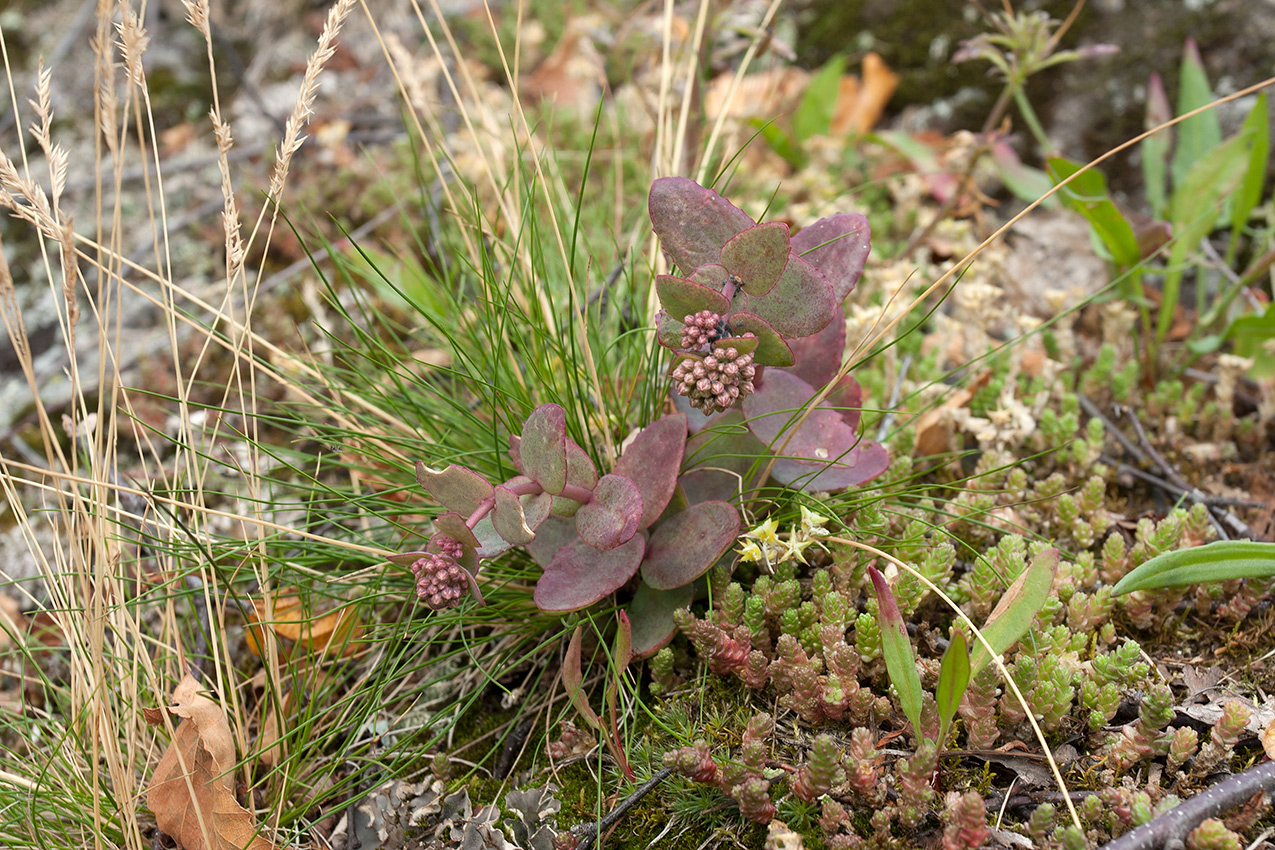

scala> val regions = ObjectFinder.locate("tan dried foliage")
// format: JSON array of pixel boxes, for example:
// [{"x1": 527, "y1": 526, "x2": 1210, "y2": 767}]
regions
[
  {"x1": 146, "y1": 675, "x2": 280, "y2": 850},
  {"x1": 244, "y1": 590, "x2": 363, "y2": 659}
]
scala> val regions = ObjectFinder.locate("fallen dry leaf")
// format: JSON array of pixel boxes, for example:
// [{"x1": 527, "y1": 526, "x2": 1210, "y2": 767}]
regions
[
  {"x1": 912, "y1": 369, "x2": 993, "y2": 457},
  {"x1": 147, "y1": 674, "x2": 280, "y2": 850},
  {"x1": 245, "y1": 590, "x2": 363, "y2": 659},
  {"x1": 1263, "y1": 714, "x2": 1275, "y2": 761},
  {"x1": 830, "y1": 52, "x2": 899, "y2": 136}
]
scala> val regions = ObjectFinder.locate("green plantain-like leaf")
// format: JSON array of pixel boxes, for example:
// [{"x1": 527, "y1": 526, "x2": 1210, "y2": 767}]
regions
[
  {"x1": 656, "y1": 275, "x2": 731, "y2": 321},
  {"x1": 491, "y1": 485, "x2": 535, "y2": 545},
  {"x1": 722, "y1": 313, "x2": 792, "y2": 366},
  {"x1": 791, "y1": 213, "x2": 870, "y2": 304},
  {"x1": 415, "y1": 462, "x2": 494, "y2": 515},
  {"x1": 969, "y1": 547, "x2": 1058, "y2": 678},
  {"x1": 649, "y1": 176, "x2": 755, "y2": 273},
  {"x1": 719, "y1": 222, "x2": 789, "y2": 296},
  {"x1": 575, "y1": 474, "x2": 644, "y2": 550},
  {"x1": 732, "y1": 252, "x2": 834, "y2": 339},
  {"x1": 640, "y1": 500, "x2": 740, "y2": 590},
  {"x1": 521, "y1": 404, "x2": 568, "y2": 494},
  {"x1": 614, "y1": 414, "x2": 687, "y2": 530},
  {"x1": 869, "y1": 565, "x2": 924, "y2": 741},
  {"x1": 629, "y1": 581, "x2": 694, "y2": 659},
  {"x1": 535, "y1": 534, "x2": 646, "y2": 612},
  {"x1": 1112, "y1": 540, "x2": 1275, "y2": 596},
  {"x1": 936, "y1": 628, "x2": 970, "y2": 746}
]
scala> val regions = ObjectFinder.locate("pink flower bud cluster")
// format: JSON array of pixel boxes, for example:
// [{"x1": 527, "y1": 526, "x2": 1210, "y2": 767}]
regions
[
  {"x1": 410, "y1": 534, "x2": 469, "y2": 609},
  {"x1": 680, "y1": 309, "x2": 723, "y2": 349},
  {"x1": 670, "y1": 334, "x2": 757, "y2": 414}
]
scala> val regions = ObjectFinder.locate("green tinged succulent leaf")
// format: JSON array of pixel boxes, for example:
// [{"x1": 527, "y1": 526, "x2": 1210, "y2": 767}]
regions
[
  {"x1": 649, "y1": 176, "x2": 755, "y2": 273},
  {"x1": 968, "y1": 548, "x2": 1058, "y2": 678},
  {"x1": 719, "y1": 222, "x2": 790, "y2": 297},
  {"x1": 415, "y1": 462, "x2": 494, "y2": 515},
  {"x1": 733, "y1": 253, "x2": 835, "y2": 339},
  {"x1": 491, "y1": 485, "x2": 535, "y2": 545},
  {"x1": 551, "y1": 440, "x2": 598, "y2": 517},
  {"x1": 575, "y1": 474, "x2": 644, "y2": 550},
  {"x1": 640, "y1": 500, "x2": 740, "y2": 590},
  {"x1": 656, "y1": 274, "x2": 731, "y2": 320},
  {"x1": 688, "y1": 263, "x2": 731, "y2": 291},
  {"x1": 1112, "y1": 540, "x2": 1275, "y2": 595},
  {"x1": 628, "y1": 581, "x2": 694, "y2": 659},
  {"x1": 433, "y1": 512, "x2": 482, "y2": 573},
  {"x1": 525, "y1": 514, "x2": 578, "y2": 567},
  {"x1": 722, "y1": 313, "x2": 793, "y2": 366},
  {"x1": 869, "y1": 565, "x2": 924, "y2": 741},
  {"x1": 536, "y1": 535, "x2": 646, "y2": 612},
  {"x1": 521, "y1": 404, "x2": 568, "y2": 495},
  {"x1": 790, "y1": 214, "x2": 871, "y2": 304},
  {"x1": 613, "y1": 414, "x2": 687, "y2": 530}
]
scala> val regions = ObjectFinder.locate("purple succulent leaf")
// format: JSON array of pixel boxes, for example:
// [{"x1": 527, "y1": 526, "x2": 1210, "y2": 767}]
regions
[
  {"x1": 535, "y1": 534, "x2": 646, "y2": 612},
  {"x1": 521, "y1": 404, "x2": 568, "y2": 495},
  {"x1": 790, "y1": 214, "x2": 871, "y2": 304},
  {"x1": 733, "y1": 252, "x2": 835, "y2": 339},
  {"x1": 779, "y1": 304, "x2": 844, "y2": 388},
  {"x1": 613, "y1": 413, "x2": 688, "y2": 530},
  {"x1": 491, "y1": 485, "x2": 536, "y2": 544},
  {"x1": 649, "y1": 176, "x2": 755, "y2": 273},
  {"x1": 415, "y1": 462, "x2": 494, "y2": 516},
  {"x1": 670, "y1": 392, "x2": 715, "y2": 434},
  {"x1": 526, "y1": 515, "x2": 578, "y2": 567},
  {"x1": 549, "y1": 439, "x2": 598, "y2": 517},
  {"x1": 722, "y1": 313, "x2": 793, "y2": 367},
  {"x1": 575, "y1": 473, "x2": 644, "y2": 550},
  {"x1": 433, "y1": 512, "x2": 482, "y2": 572},
  {"x1": 386, "y1": 551, "x2": 430, "y2": 568},
  {"x1": 688, "y1": 263, "x2": 731, "y2": 291},
  {"x1": 743, "y1": 370, "x2": 888, "y2": 491},
  {"x1": 656, "y1": 274, "x2": 731, "y2": 320},
  {"x1": 825, "y1": 374, "x2": 863, "y2": 431},
  {"x1": 628, "y1": 580, "x2": 694, "y2": 659},
  {"x1": 678, "y1": 468, "x2": 740, "y2": 505},
  {"x1": 640, "y1": 500, "x2": 740, "y2": 590},
  {"x1": 719, "y1": 222, "x2": 790, "y2": 296}
]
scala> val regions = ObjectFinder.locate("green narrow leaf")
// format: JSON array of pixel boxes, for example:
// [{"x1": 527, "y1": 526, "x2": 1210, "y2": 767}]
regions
[
  {"x1": 751, "y1": 119, "x2": 805, "y2": 169},
  {"x1": 604, "y1": 612, "x2": 636, "y2": 780},
  {"x1": 1228, "y1": 92, "x2": 1269, "y2": 260},
  {"x1": 793, "y1": 55, "x2": 846, "y2": 142},
  {"x1": 869, "y1": 565, "x2": 924, "y2": 740},
  {"x1": 1112, "y1": 540, "x2": 1275, "y2": 595},
  {"x1": 936, "y1": 628, "x2": 970, "y2": 746},
  {"x1": 1047, "y1": 157, "x2": 1140, "y2": 270},
  {"x1": 968, "y1": 548, "x2": 1058, "y2": 678},
  {"x1": 563, "y1": 626, "x2": 603, "y2": 733},
  {"x1": 1159, "y1": 128, "x2": 1255, "y2": 343},
  {"x1": 1172, "y1": 39, "x2": 1223, "y2": 189}
]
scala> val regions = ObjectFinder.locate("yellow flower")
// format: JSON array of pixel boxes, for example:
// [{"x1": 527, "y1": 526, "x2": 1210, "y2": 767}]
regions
[{"x1": 799, "y1": 506, "x2": 830, "y2": 538}]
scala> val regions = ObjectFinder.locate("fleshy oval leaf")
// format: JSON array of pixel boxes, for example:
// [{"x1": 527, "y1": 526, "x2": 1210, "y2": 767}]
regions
[
  {"x1": 521, "y1": 404, "x2": 568, "y2": 494},
  {"x1": 656, "y1": 310, "x2": 686, "y2": 350},
  {"x1": 649, "y1": 176, "x2": 755, "y2": 273},
  {"x1": 688, "y1": 263, "x2": 731, "y2": 291},
  {"x1": 719, "y1": 221, "x2": 789, "y2": 296},
  {"x1": 640, "y1": 500, "x2": 740, "y2": 590},
  {"x1": 678, "y1": 468, "x2": 739, "y2": 505},
  {"x1": 656, "y1": 275, "x2": 731, "y2": 321},
  {"x1": 535, "y1": 534, "x2": 646, "y2": 612},
  {"x1": 723, "y1": 313, "x2": 793, "y2": 367},
  {"x1": 415, "y1": 462, "x2": 494, "y2": 515},
  {"x1": 471, "y1": 516, "x2": 511, "y2": 560},
  {"x1": 629, "y1": 580, "x2": 695, "y2": 659},
  {"x1": 526, "y1": 515, "x2": 578, "y2": 567},
  {"x1": 551, "y1": 439, "x2": 599, "y2": 517},
  {"x1": 780, "y1": 304, "x2": 845, "y2": 389},
  {"x1": 734, "y1": 252, "x2": 835, "y2": 339},
  {"x1": 575, "y1": 474, "x2": 644, "y2": 550},
  {"x1": 614, "y1": 414, "x2": 688, "y2": 530},
  {"x1": 491, "y1": 485, "x2": 535, "y2": 545},
  {"x1": 791, "y1": 213, "x2": 871, "y2": 304}
]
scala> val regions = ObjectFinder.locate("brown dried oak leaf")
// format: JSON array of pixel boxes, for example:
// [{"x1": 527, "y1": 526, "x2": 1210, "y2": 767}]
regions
[{"x1": 146, "y1": 674, "x2": 280, "y2": 850}]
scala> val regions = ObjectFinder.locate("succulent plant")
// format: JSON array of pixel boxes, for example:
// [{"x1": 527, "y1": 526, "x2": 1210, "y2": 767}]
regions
[
  {"x1": 649, "y1": 176, "x2": 888, "y2": 492},
  {"x1": 391, "y1": 403, "x2": 741, "y2": 656}
]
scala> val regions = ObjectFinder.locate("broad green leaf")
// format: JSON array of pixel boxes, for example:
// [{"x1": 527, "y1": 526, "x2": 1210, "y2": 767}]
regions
[
  {"x1": 1047, "y1": 157, "x2": 1140, "y2": 270},
  {"x1": 1159, "y1": 128, "x2": 1254, "y2": 343},
  {"x1": 869, "y1": 565, "x2": 924, "y2": 740},
  {"x1": 793, "y1": 55, "x2": 846, "y2": 142},
  {"x1": 1142, "y1": 72, "x2": 1172, "y2": 218},
  {"x1": 936, "y1": 628, "x2": 970, "y2": 745},
  {"x1": 1112, "y1": 541, "x2": 1275, "y2": 596},
  {"x1": 1171, "y1": 39, "x2": 1223, "y2": 189},
  {"x1": 751, "y1": 119, "x2": 806, "y2": 169},
  {"x1": 968, "y1": 548, "x2": 1058, "y2": 678},
  {"x1": 1226, "y1": 304, "x2": 1275, "y2": 378},
  {"x1": 1228, "y1": 93, "x2": 1269, "y2": 259}
]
